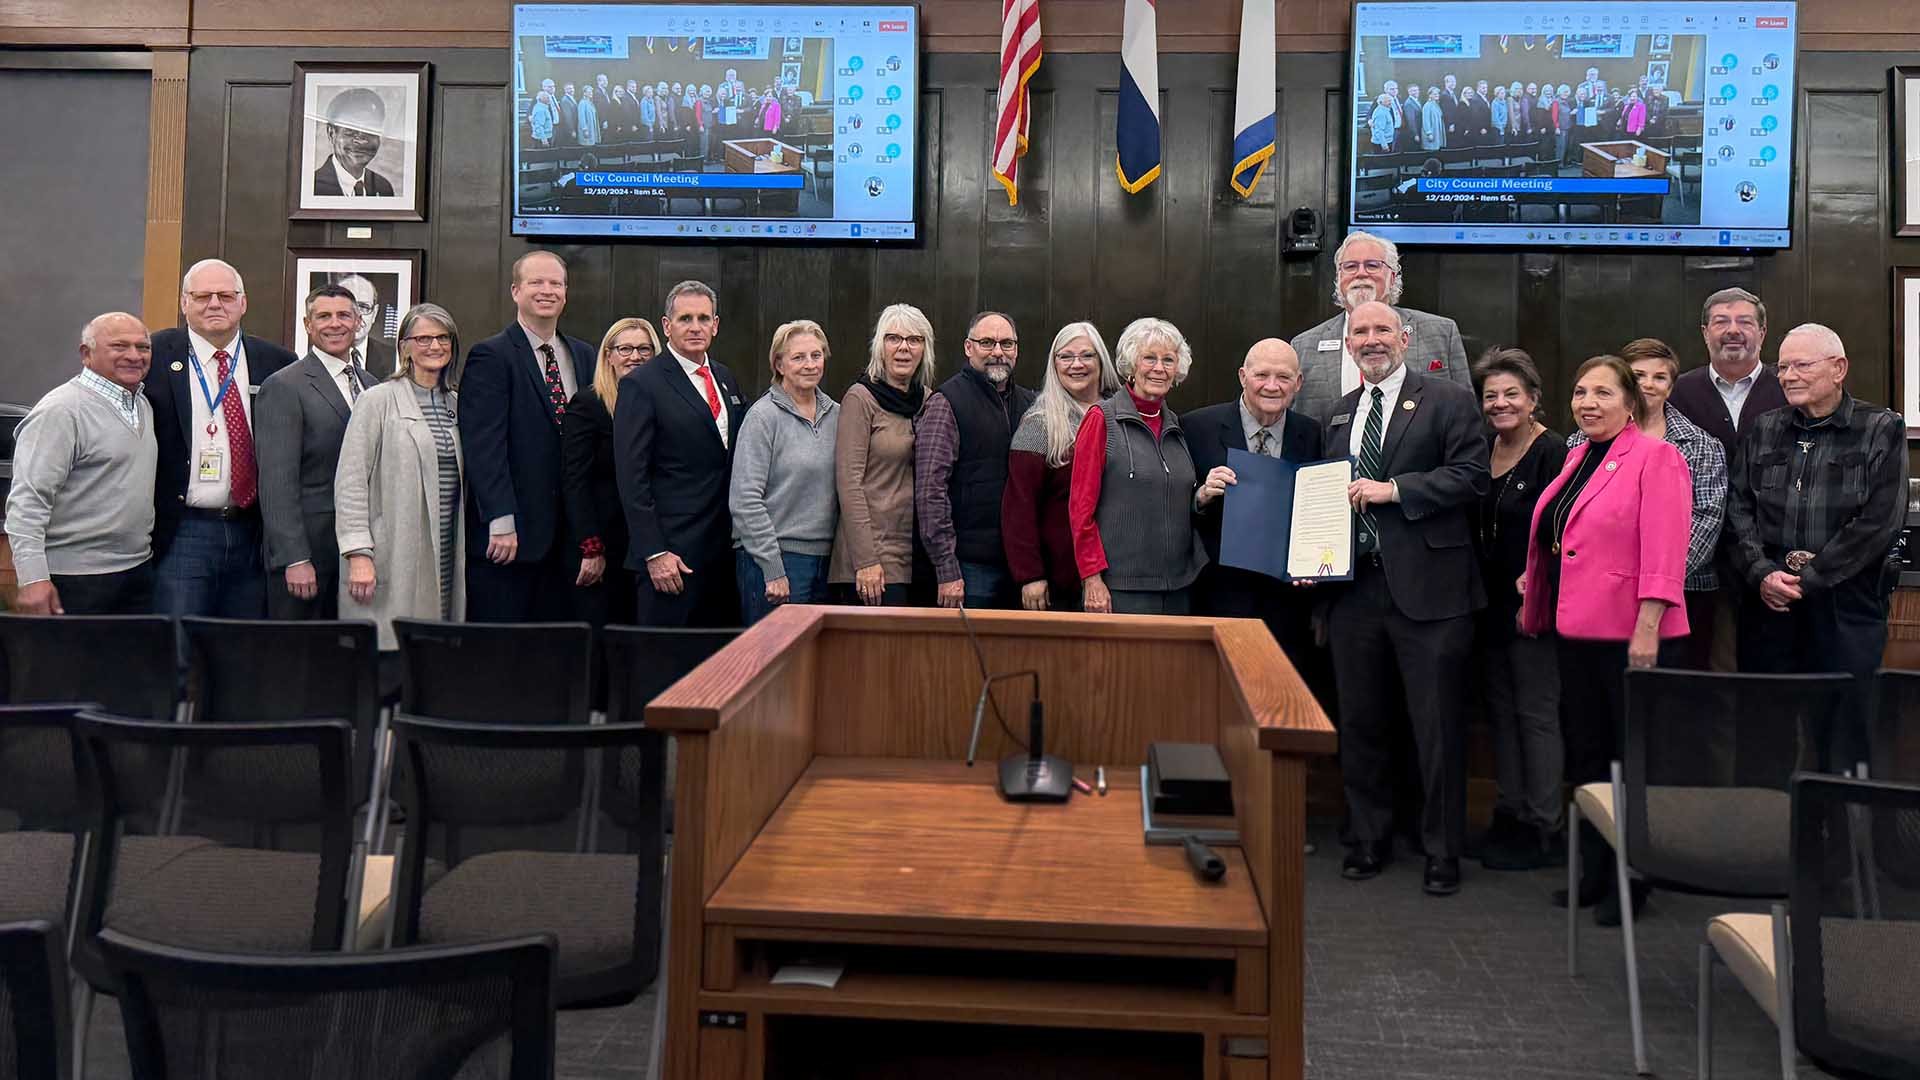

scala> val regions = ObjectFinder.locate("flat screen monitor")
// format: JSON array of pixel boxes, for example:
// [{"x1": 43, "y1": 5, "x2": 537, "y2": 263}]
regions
[
  {"x1": 1347, "y1": 1, "x2": 1797, "y2": 249},
  {"x1": 510, "y1": 4, "x2": 918, "y2": 241}
]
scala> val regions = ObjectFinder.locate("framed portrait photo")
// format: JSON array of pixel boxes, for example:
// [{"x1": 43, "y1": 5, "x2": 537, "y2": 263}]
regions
[
  {"x1": 1898, "y1": 267, "x2": 1920, "y2": 437},
  {"x1": 284, "y1": 249, "x2": 423, "y2": 381},
  {"x1": 1897, "y1": 67, "x2": 1920, "y2": 238},
  {"x1": 289, "y1": 61, "x2": 431, "y2": 221}
]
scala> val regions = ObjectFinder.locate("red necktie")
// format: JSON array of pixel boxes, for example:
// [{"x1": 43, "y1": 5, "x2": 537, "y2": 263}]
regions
[
  {"x1": 695, "y1": 364, "x2": 722, "y2": 420},
  {"x1": 214, "y1": 350, "x2": 257, "y2": 507}
]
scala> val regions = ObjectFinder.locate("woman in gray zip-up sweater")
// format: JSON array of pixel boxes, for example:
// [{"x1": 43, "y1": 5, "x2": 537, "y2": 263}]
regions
[
  {"x1": 1066, "y1": 317, "x2": 1209, "y2": 615},
  {"x1": 729, "y1": 319, "x2": 839, "y2": 624}
]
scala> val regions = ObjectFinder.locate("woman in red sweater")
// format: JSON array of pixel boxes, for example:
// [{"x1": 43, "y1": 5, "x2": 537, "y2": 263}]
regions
[{"x1": 1001, "y1": 322, "x2": 1120, "y2": 611}]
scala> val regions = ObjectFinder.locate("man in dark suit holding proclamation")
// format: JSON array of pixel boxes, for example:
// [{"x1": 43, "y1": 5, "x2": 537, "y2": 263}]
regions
[
  {"x1": 1319, "y1": 301, "x2": 1488, "y2": 897},
  {"x1": 256, "y1": 284, "x2": 378, "y2": 619},
  {"x1": 614, "y1": 280, "x2": 745, "y2": 627},
  {"x1": 457, "y1": 250, "x2": 597, "y2": 621}
]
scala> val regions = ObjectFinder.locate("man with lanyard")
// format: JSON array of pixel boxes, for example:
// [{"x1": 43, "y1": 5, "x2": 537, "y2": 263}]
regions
[
  {"x1": 147, "y1": 258, "x2": 297, "y2": 618},
  {"x1": 1724, "y1": 322, "x2": 1906, "y2": 765}
]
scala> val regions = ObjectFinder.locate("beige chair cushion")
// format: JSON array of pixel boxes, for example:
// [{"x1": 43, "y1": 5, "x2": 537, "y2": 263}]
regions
[
  {"x1": 356, "y1": 853, "x2": 396, "y2": 951},
  {"x1": 1574, "y1": 783, "x2": 1618, "y2": 849},
  {"x1": 1708, "y1": 912, "x2": 1781, "y2": 1025}
]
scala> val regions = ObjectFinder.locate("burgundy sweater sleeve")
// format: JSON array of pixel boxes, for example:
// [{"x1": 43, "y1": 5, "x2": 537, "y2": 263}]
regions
[
  {"x1": 1002, "y1": 450, "x2": 1048, "y2": 585},
  {"x1": 1068, "y1": 406, "x2": 1109, "y2": 580}
]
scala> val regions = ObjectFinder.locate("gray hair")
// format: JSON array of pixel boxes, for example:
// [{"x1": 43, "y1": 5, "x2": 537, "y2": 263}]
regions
[
  {"x1": 1331, "y1": 230, "x2": 1405, "y2": 305},
  {"x1": 1781, "y1": 322, "x2": 1845, "y2": 359},
  {"x1": 1700, "y1": 287, "x2": 1767, "y2": 328},
  {"x1": 395, "y1": 303, "x2": 460, "y2": 390},
  {"x1": 1033, "y1": 321, "x2": 1120, "y2": 467},
  {"x1": 965, "y1": 310, "x2": 1016, "y2": 339},
  {"x1": 663, "y1": 279, "x2": 718, "y2": 318},
  {"x1": 864, "y1": 302, "x2": 937, "y2": 389},
  {"x1": 81, "y1": 311, "x2": 144, "y2": 350},
  {"x1": 1113, "y1": 317, "x2": 1193, "y2": 385},
  {"x1": 181, "y1": 258, "x2": 246, "y2": 296}
]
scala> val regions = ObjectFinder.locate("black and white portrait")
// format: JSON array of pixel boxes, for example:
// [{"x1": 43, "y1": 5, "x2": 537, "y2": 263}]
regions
[
  {"x1": 1899, "y1": 68, "x2": 1920, "y2": 237},
  {"x1": 289, "y1": 62, "x2": 431, "y2": 220},
  {"x1": 285, "y1": 250, "x2": 422, "y2": 380}
]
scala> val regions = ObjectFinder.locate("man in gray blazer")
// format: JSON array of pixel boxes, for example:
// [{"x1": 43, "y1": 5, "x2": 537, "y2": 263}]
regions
[
  {"x1": 1290, "y1": 230, "x2": 1471, "y2": 425},
  {"x1": 256, "y1": 284, "x2": 378, "y2": 620}
]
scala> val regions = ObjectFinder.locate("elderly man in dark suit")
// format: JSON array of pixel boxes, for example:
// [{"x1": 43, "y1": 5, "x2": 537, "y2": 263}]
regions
[
  {"x1": 147, "y1": 258, "x2": 298, "y2": 619},
  {"x1": 310, "y1": 88, "x2": 396, "y2": 197},
  {"x1": 1186, "y1": 338, "x2": 1330, "y2": 698},
  {"x1": 1319, "y1": 301, "x2": 1488, "y2": 897},
  {"x1": 457, "y1": 250, "x2": 597, "y2": 622},
  {"x1": 256, "y1": 284, "x2": 378, "y2": 620},
  {"x1": 1290, "y1": 230, "x2": 1470, "y2": 425},
  {"x1": 614, "y1": 280, "x2": 746, "y2": 627}
]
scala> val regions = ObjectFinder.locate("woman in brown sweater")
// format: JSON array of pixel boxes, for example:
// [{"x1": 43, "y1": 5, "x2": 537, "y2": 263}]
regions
[{"x1": 830, "y1": 303, "x2": 936, "y2": 605}]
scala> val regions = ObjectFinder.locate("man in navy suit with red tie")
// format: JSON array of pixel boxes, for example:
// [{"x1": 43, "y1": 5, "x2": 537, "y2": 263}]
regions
[
  {"x1": 614, "y1": 280, "x2": 745, "y2": 627},
  {"x1": 458, "y1": 250, "x2": 597, "y2": 622}
]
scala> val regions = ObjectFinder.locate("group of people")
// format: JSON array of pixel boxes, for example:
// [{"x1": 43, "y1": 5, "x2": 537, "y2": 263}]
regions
[
  {"x1": 11, "y1": 232, "x2": 1904, "y2": 905},
  {"x1": 1367, "y1": 68, "x2": 1673, "y2": 164},
  {"x1": 525, "y1": 71, "x2": 799, "y2": 158}
]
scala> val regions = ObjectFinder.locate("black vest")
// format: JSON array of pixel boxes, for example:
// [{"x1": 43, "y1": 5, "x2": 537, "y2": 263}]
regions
[{"x1": 939, "y1": 367, "x2": 1037, "y2": 565}]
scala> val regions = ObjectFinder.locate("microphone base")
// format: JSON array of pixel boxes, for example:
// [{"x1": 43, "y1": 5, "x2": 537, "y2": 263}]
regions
[{"x1": 997, "y1": 753, "x2": 1074, "y2": 803}]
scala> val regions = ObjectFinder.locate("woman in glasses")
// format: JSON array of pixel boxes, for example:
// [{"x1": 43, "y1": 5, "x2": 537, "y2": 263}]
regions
[
  {"x1": 830, "y1": 304, "x2": 936, "y2": 606},
  {"x1": 560, "y1": 316, "x2": 660, "y2": 626},
  {"x1": 335, "y1": 303, "x2": 466, "y2": 658},
  {"x1": 1001, "y1": 322, "x2": 1119, "y2": 612}
]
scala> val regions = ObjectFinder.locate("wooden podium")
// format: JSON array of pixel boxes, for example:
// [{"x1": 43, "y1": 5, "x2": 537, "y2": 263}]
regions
[{"x1": 646, "y1": 606, "x2": 1335, "y2": 1079}]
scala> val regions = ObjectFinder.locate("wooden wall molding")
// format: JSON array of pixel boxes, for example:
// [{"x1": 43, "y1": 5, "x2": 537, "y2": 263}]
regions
[{"x1": 141, "y1": 47, "x2": 189, "y2": 333}]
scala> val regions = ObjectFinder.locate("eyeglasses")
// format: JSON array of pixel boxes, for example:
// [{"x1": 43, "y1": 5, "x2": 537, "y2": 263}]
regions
[
  {"x1": 186, "y1": 291, "x2": 243, "y2": 306},
  {"x1": 1707, "y1": 316, "x2": 1761, "y2": 331},
  {"x1": 1054, "y1": 351, "x2": 1100, "y2": 365},
  {"x1": 610, "y1": 343, "x2": 654, "y2": 358},
  {"x1": 883, "y1": 333, "x2": 926, "y2": 348},
  {"x1": 1778, "y1": 357, "x2": 1836, "y2": 376},
  {"x1": 1135, "y1": 354, "x2": 1180, "y2": 370},
  {"x1": 1336, "y1": 259, "x2": 1391, "y2": 275},
  {"x1": 968, "y1": 336, "x2": 1018, "y2": 353},
  {"x1": 352, "y1": 301, "x2": 378, "y2": 317},
  {"x1": 405, "y1": 333, "x2": 453, "y2": 349}
]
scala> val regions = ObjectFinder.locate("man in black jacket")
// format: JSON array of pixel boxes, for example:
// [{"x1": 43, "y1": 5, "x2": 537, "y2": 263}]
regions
[
  {"x1": 1319, "y1": 301, "x2": 1489, "y2": 897},
  {"x1": 457, "y1": 250, "x2": 597, "y2": 622},
  {"x1": 147, "y1": 257, "x2": 297, "y2": 619},
  {"x1": 614, "y1": 280, "x2": 745, "y2": 627},
  {"x1": 914, "y1": 312, "x2": 1038, "y2": 609}
]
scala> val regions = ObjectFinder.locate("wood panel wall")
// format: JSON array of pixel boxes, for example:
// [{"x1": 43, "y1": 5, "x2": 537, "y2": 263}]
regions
[{"x1": 171, "y1": 45, "x2": 1920, "y2": 429}]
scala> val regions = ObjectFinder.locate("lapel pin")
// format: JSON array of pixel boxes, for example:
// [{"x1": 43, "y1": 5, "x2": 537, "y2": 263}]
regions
[
  {"x1": 170, "y1": 361, "x2": 184, "y2": 372},
  {"x1": 1516, "y1": 480, "x2": 1527, "y2": 491},
  {"x1": 1605, "y1": 460, "x2": 1619, "y2": 472},
  {"x1": 1401, "y1": 399, "x2": 1415, "y2": 410}
]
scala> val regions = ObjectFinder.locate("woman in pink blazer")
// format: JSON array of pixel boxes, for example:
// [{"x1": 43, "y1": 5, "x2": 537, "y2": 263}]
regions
[{"x1": 1519, "y1": 354, "x2": 1691, "y2": 917}]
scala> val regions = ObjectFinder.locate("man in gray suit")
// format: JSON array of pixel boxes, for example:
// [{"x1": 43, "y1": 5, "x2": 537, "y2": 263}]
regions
[
  {"x1": 256, "y1": 284, "x2": 378, "y2": 620},
  {"x1": 1290, "y1": 230, "x2": 1470, "y2": 425}
]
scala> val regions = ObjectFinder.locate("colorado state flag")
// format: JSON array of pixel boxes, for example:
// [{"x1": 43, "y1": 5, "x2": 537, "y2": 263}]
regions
[
  {"x1": 1116, "y1": 0, "x2": 1160, "y2": 193},
  {"x1": 1230, "y1": 0, "x2": 1275, "y2": 197}
]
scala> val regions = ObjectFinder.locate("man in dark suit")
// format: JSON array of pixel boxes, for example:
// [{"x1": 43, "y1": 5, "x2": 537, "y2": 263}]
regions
[
  {"x1": 1186, "y1": 339, "x2": 1330, "y2": 703},
  {"x1": 310, "y1": 88, "x2": 396, "y2": 198},
  {"x1": 147, "y1": 257, "x2": 298, "y2": 619},
  {"x1": 1668, "y1": 286, "x2": 1788, "y2": 671},
  {"x1": 1290, "y1": 230, "x2": 1470, "y2": 425},
  {"x1": 614, "y1": 280, "x2": 745, "y2": 627},
  {"x1": 558, "y1": 83, "x2": 579, "y2": 146},
  {"x1": 457, "y1": 250, "x2": 597, "y2": 622},
  {"x1": 1319, "y1": 301, "x2": 1488, "y2": 897},
  {"x1": 255, "y1": 284, "x2": 377, "y2": 620},
  {"x1": 338, "y1": 273, "x2": 396, "y2": 379}
]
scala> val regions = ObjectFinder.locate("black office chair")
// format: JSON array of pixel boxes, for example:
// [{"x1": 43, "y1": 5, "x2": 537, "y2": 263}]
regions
[
  {"x1": 0, "y1": 705, "x2": 89, "y2": 932},
  {"x1": 393, "y1": 619, "x2": 593, "y2": 727},
  {"x1": 388, "y1": 717, "x2": 665, "y2": 1007},
  {"x1": 1698, "y1": 774, "x2": 1920, "y2": 1079},
  {"x1": 1568, "y1": 669, "x2": 1854, "y2": 1075},
  {"x1": 603, "y1": 626, "x2": 741, "y2": 829},
  {"x1": 1868, "y1": 668, "x2": 1920, "y2": 782},
  {"x1": 99, "y1": 928, "x2": 557, "y2": 1080},
  {"x1": 0, "y1": 919, "x2": 69, "y2": 1080}
]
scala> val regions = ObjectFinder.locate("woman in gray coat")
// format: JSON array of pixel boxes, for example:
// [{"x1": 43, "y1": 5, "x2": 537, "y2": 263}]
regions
[{"x1": 335, "y1": 302, "x2": 467, "y2": 650}]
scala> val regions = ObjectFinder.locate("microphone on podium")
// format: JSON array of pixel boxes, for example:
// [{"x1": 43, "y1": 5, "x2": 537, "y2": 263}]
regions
[{"x1": 958, "y1": 604, "x2": 1073, "y2": 803}]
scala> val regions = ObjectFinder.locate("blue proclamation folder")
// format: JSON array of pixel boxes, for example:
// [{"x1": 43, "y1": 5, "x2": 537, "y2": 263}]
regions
[{"x1": 1217, "y1": 449, "x2": 1354, "y2": 583}]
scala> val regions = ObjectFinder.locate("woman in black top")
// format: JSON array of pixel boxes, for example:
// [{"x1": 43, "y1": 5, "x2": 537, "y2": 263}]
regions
[
  {"x1": 561, "y1": 316, "x2": 660, "y2": 627},
  {"x1": 1472, "y1": 348, "x2": 1569, "y2": 871}
]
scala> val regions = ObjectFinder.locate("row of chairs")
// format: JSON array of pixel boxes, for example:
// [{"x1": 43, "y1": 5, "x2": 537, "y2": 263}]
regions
[
  {"x1": 1566, "y1": 667, "x2": 1919, "y2": 1078},
  {"x1": 0, "y1": 614, "x2": 743, "y2": 1078}
]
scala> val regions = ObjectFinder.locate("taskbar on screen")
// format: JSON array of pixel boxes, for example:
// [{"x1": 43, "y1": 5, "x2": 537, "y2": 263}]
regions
[
  {"x1": 1365, "y1": 224, "x2": 1790, "y2": 249},
  {"x1": 511, "y1": 217, "x2": 916, "y2": 240}
]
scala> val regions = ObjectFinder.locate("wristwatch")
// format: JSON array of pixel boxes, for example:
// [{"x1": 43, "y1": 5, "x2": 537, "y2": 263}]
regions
[{"x1": 1785, "y1": 550, "x2": 1816, "y2": 573}]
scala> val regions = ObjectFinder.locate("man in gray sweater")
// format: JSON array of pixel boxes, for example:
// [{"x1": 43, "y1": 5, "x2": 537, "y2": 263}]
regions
[{"x1": 6, "y1": 312, "x2": 160, "y2": 614}]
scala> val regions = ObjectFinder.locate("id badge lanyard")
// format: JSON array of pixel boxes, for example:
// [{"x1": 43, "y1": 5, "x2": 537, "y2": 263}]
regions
[{"x1": 186, "y1": 342, "x2": 239, "y2": 435}]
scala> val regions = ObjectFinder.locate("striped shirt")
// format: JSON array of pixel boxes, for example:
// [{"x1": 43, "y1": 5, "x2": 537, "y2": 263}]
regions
[{"x1": 413, "y1": 383, "x2": 461, "y2": 619}]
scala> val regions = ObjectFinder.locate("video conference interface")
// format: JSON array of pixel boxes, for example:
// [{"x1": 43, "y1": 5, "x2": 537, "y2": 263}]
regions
[{"x1": 1349, "y1": 1, "x2": 1798, "y2": 249}]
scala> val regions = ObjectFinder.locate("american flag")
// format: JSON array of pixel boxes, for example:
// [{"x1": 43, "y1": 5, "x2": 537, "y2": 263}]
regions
[{"x1": 992, "y1": 0, "x2": 1043, "y2": 205}]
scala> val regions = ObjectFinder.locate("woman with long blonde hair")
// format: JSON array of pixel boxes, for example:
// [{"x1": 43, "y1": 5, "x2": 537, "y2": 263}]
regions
[
  {"x1": 560, "y1": 316, "x2": 661, "y2": 625},
  {"x1": 1001, "y1": 322, "x2": 1119, "y2": 611}
]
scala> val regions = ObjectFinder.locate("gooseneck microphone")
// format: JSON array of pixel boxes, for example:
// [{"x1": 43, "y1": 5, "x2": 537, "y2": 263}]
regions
[{"x1": 956, "y1": 605, "x2": 1072, "y2": 802}]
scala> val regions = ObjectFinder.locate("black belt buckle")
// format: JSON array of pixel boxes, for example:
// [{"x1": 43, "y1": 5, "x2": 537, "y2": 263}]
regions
[{"x1": 187, "y1": 505, "x2": 258, "y2": 523}]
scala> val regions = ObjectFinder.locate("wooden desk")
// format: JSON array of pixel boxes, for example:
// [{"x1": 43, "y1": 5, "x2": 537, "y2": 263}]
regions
[{"x1": 648, "y1": 607, "x2": 1335, "y2": 1079}]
